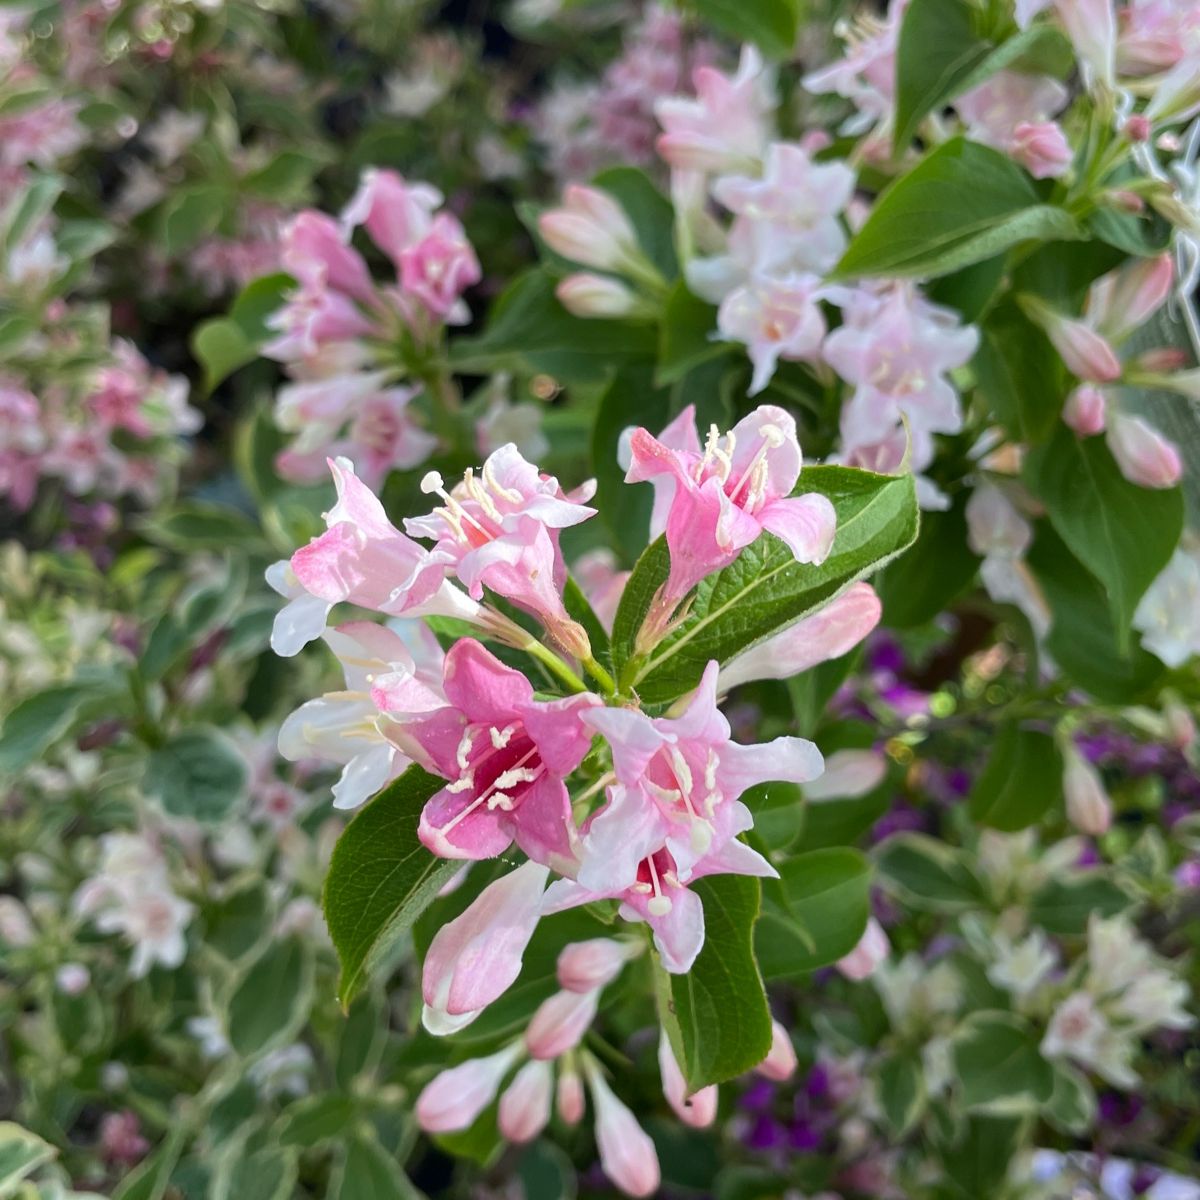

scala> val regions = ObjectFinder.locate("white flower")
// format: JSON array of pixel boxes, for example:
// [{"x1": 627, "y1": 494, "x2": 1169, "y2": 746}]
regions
[
  {"x1": 987, "y1": 930, "x2": 1058, "y2": 998},
  {"x1": 248, "y1": 1043, "x2": 314, "y2": 1099},
  {"x1": 1086, "y1": 913, "x2": 1154, "y2": 997},
  {"x1": 1132, "y1": 544, "x2": 1200, "y2": 668},
  {"x1": 1112, "y1": 969, "x2": 1194, "y2": 1032}
]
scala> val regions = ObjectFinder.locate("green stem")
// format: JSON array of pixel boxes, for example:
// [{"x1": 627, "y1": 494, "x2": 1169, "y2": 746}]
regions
[
  {"x1": 522, "y1": 638, "x2": 590, "y2": 695},
  {"x1": 581, "y1": 655, "x2": 616, "y2": 697}
]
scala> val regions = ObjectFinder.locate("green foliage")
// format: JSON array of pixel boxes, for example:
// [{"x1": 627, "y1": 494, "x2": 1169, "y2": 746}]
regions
[
  {"x1": 143, "y1": 729, "x2": 249, "y2": 823},
  {"x1": 968, "y1": 723, "x2": 1063, "y2": 830}
]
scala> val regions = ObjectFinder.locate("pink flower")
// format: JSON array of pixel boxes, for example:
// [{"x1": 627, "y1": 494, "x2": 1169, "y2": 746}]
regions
[
  {"x1": 1011, "y1": 121, "x2": 1074, "y2": 178},
  {"x1": 954, "y1": 71, "x2": 1069, "y2": 147},
  {"x1": 1106, "y1": 413, "x2": 1182, "y2": 487},
  {"x1": 835, "y1": 917, "x2": 890, "y2": 980},
  {"x1": 803, "y1": 749, "x2": 887, "y2": 801},
  {"x1": 1088, "y1": 253, "x2": 1174, "y2": 343},
  {"x1": 498, "y1": 1058, "x2": 553, "y2": 1142},
  {"x1": 1063, "y1": 385, "x2": 1109, "y2": 435},
  {"x1": 289, "y1": 457, "x2": 452, "y2": 617},
  {"x1": 404, "y1": 446, "x2": 596, "y2": 653},
  {"x1": 537, "y1": 185, "x2": 641, "y2": 273},
  {"x1": 581, "y1": 660, "x2": 822, "y2": 877},
  {"x1": 280, "y1": 211, "x2": 376, "y2": 305},
  {"x1": 524, "y1": 986, "x2": 600, "y2": 1059},
  {"x1": 340, "y1": 167, "x2": 442, "y2": 266},
  {"x1": 659, "y1": 1031, "x2": 717, "y2": 1126},
  {"x1": 825, "y1": 285, "x2": 979, "y2": 475},
  {"x1": 1118, "y1": 0, "x2": 1200, "y2": 74},
  {"x1": 572, "y1": 549, "x2": 630, "y2": 635},
  {"x1": 421, "y1": 860, "x2": 549, "y2": 1033},
  {"x1": 266, "y1": 560, "x2": 336, "y2": 656},
  {"x1": 416, "y1": 1043, "x2": 523, "y2": 1129},
  {"x1": 757, "y1": 1019, "x2": 798, "y2": 1081},
  {"x1": 1055, "y1": 0, "x2": 1116, "y2": 88},
  {"x1": 656, "y1": 46, "x2": 774, "y2": 174},
  {"x1": 717, "y1": 582, "x2": 881, "y2": 690},
  {"x1": 395, "y1": 639, "x2": 599, "y2": 869},
  {"x1": 717, "y1": 274, "x2": 829, "y2": 395},
  {"x1": 98, "y1": 1109, "x2": 149, "y2": 1167},
  {"x1": 1020, "y1": 297, "x2": 1122, "y2": 382},
  {"x1": 338, "y1": 388, "x2": 439, "y2": 488},
  {"x1": 965, "y1": 479, "x2": 1033, "y2": 559},
  {"x1": 626, "y1": 404, "x2": 836, "y2": 608},
  {"x1": 557, "y1": 937, "x2": 641, "y2": 993},
  {"x1": 802, "y1": 0, "x2": 904, "y2": 125},
  {"x1": 584, "y1": 1060, "x2": 661, "y2": 1197},
  {"x1": 1063, "y1": 743, "x2": 1113, "y2": 834},
  {"x1": 398, "y1": 212, "x2": 481, "y2": 321},
  {"x1": 713, "y1": 142, "x2": 857, "y2": 276}
]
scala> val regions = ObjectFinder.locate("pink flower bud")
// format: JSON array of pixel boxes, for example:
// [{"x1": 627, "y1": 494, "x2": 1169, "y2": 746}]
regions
[
  {"x1": 1132, "y1": 348, "x2": 1187, "y2": 372},
  {"x1": 757, "y1": 1019, "x2": 797, "y2": 1082},
  {"x1": 1105, "y1": 189, "x2": 1145, "y2": 213},
  {"x1": 0, "y1": 896, "x2": 35, "y2": 946},
  {"x1": 416, "y1": 1044, "x2": 523, "y2": 1133},
  {"x1": 1063, "y1": 744, "x2": 1112, "y2": 835},
  {"x1": 1011, "y1": 121, "x2": 1073, "y2": 179},
  {"x1": 422, "y1": 861, "x2": 549, "y2": 1035},
  {"x1": 1062, "y1": 385, "x2": 1108, "y2": 435},
  {"x1": 557, "y1": 1066, "x2": 585, "y2": 1124},
  {"x1": 1031, "y1": 304, "x2": 1122, "y2": 382},
  {"x1": 1106, "y1": 414, "x2": 1182, "y2": 489},
  {"x1": 556, "y1": 273, "x2": 643, "y2": 318},
  {"x1": 1123, "y1": 114, "x2": 1151, "y2": 142},
  {"x1": 556, "y1": 938, "x2": 639, "y2": 993},
  {"x1": 803, "y1": 749, "x2": 887, "y2": 802},
  {"x1": 835, "y1": 917, "x2": 890, "y2": 981},
  {"x1": 525, "y1": 987, "x2": 599, "y2": 1059},
  {"x1": 585, "y1": 1062, "x2": 661, "y2": 1197},
  {"x1": 498, "y1": 1058, "x2": 553, "y2": 1143},
  {"x1": 1090, "y1": 253, "x2": 1173, "y2": 343},
  {"x1": 658, "y1": 1031, "x2": 717, "y2": 1127},
  {"x1": 538, "y1": 186, "x2": 640, "y2": 272},
  {"x1": 1164, "y1": 699, "x2": 1195, "y2": 751},
  {"x1": 55, "y1": 962, "x2": 91, "y2": 995}
]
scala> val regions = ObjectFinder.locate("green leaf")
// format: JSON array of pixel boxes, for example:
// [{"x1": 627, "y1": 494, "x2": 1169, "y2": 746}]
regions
[
  {"x1": 143, "y1": 729, "x2": 248, "y2": 823},
  {"x1": 656, "y1": 281, "x2": 723, "y2": 385},
  {"x1": 277, "y1": 1094, "x2": 361, "y2": 1147},
  {"x1": 330, "y1": 1137, "x2": 424, "y2": 1200},
  {"x1": 241, "y1": 147, "x2": 330, "y2": 201},
  {"x1": 157, "y1": 184, "x2": 228, "y2": 256},
  {"x1": 834, "y1": 138, "x2": 1080, "y2": 280},
  {"x1": 877, "y1": 495, "x2": 980, "y2": 627},
  {"x1": 323, "y1": 765, "x2": 462, "y2": 1007},
  {"x1": 968, "y1": 722, "x2": 1063, "y2": 831},
  {"x1": 1028, "y1": 872, "x2": 1131, "y2": 935},
  {"x1": 938, "y1": 1115, "x2": 1026, "y2": 1198},
  {"x1": 592, "y1": 166, "x2": 677, "y2": 280},
  {"x1": 1023, "y1": 424, "x2": 1184, "y2": 650},
  {"x1": 0, "y1": 1122, "x2": 55, "y2": 1192},
  {"x1": 55, "y1": 219, "x2": 116, "y2": 261},
  {"x1": 190, "y1": 272, "x2": 293, "y2": 392},
  {"x1": 0, "y1": 685, "x2": 94, "y2": 772},
  {"x1": 3, "y1": 174, "x2": 62, "y2": 251},
  {"x1": 692, "y1": 0, "x2": 798, "y2": 57},
  {"x1": 893, "y1": 0, "x2": 992, "y2": 151},
  {"x1": 756, "y1": 848, "x2": 872, "y2": 978},
  {"x1": 517, "y1": 1142, "x2": 578, "y2": 1200},
  {"x1": 227, "y1": 936, "x2": 315, "y2": 1058},
  {"x1": 658, "y1": 874, "x2": 772, "y2": 1092},
  {"x1": 877, "y1": 1052, "x2": 925, "y2": 1136},
  {"x1": 1044, "y1": 1063, "x2": 1097, "y2": 1133},
  {"x1": 875, "y1": 832, "x2": 987, "y2": 911},
  {"x1": 140, "y1": 501, "x2": 263, "y2": 551},
  {"x1": 952, "y1": 1011, "x2": 1054, "y2": 1112},
  {"x1": 219, "y1": 1147, "x2": 297, "y2": 1200},
  {"x1": 973, "y1": 302, "x2": 1065, "y2": 444},
  {"x1": 612, "y1": 466, "x2": 919, "y2": 704}
]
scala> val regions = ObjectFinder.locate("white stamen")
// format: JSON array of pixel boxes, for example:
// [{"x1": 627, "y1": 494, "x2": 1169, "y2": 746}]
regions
[
  {"x1": 487, "y1": 791, "x2": 515, "y2": 811},
  {"x1": 645, "y1": 855, "x2": 672, "y2": 916},
  {"x1": 455, "y1": 727, "x2": 476, "y2": 771},
  {"x1": 490, "y1": 723, "x2": 518, "y2": 749},
  {"x1": 482, "y1": 457, "x2": 524, "y2": 503},
  {"x1": 446, "y1": 773, "x2": 475, "y2": 794}
]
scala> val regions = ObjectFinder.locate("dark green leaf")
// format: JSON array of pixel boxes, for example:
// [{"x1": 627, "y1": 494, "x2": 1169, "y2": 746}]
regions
[
  {"x1": 323, "y1": 765, "x2": 461, "y2": 1007},
  {"x1": 613, "y1": 466, "x2": 919, "y2": 704},
  {"x1": 877, "y1": 1051, "x2": 925, "y2": 1136},
  {"x1": 1044, "y1": 1063, "x2": 1097, "y2": 1132},
  {"x1": 143, "y1": 729, "x2": 248, "y2": 823},
  {"x1": 657, "y1": 281, "x2": 723, "y2": 385},
  {"x1": 227, "y1": 936, "x2": 314, "y2": 1058},
  {"x1": 835, "y1": 138, "x2": 1080, "y2": 280},
  {"x1": 875, "y1": 832, "x2": 987, "y2": 910},
  {"x1": 0, "y1": 684, "x2": 95, "y2": 772},
  {"x1": 974, "y1": 302, "x2": 1065, "y2": 443},
  {"x1": 953, "y1": 1012, "x2": 1054, "y2": 1111},
  {"x1": 140, "y1": 502, "x2": 263, "y2": 551},
  {"x1": 692, "y1": 0, "x2": 798, "y2": 57},
  {"x1": 968, "y1": 722, "x2": 1063, "y2": 830},
  {"x1": 220, "y1": 1147, "x2": 297, "y2": 1200},
  {"x1": 659, "y1": 874, "x2": 772, "y2": 1091},
  {"x1": 277, "y1": 1096, "x2": 358, "y2": 1147},
  {"x1": 158, "y1": 184, "x2": 227, "y2": 256},
  {"x1": 1024, "y1": 424, "x2": 1184, "y2": 650},
  {"x1": 1028, "y1": 872, "x2": 1131, "y2": 935}
]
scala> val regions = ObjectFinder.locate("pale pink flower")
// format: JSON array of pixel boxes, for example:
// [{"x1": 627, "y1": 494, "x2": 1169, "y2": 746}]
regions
[
  {"x1": 557, "y1": 1067, "x2": 586, "y2": 1123},
  {"x1": 537, "y1": 185, "x2": 641, "y2": 273},
  {"x1": 658, "y1": 1031, "x2": 717, "y2": 1127},
  {"x1": 954, "y1": 71, "x2": 1069, "y2": 148},
  {"x1": 404, "y1": 446, "x2": 596, "y2": 652},
  {"x1": 557, "y1": 937, "x2": 641, "y2": 993},
  {"x1": 0, "y1": 97, "x2": 87, "y2": 170},
  {"x1": 580, "y1": 660, "x2": 822, "y2": 878},
  {"x1": 572, "y1": 548, "x2": 630, "y2": 635},
  {"x1": 398, "y1": 212, "x2": 481, "y2": 322},
  {"x1": 1118, "y1": 0, "x2": 1200, "y2": 74},
  {"x1": 803, "y1": 749, "x2": 887, "y2": 801},
  {"x1": 965, "y1": 480, "x2": 1033, "y2": 559},
  {"x1": 421, "y1": 860, "x2": 549, "y2": 1034},
  {"x1": 266, "y1": 560, "x2": 336, "y2": 657},
  {"x1": 585, "y1": 1060, "x2": 661, "y2": 1197},
  {"x1": 802, "y1": 0, "x2": 904, "y2": 127},
  {"x1": 337, "y1": 388, "x2": 439, "y2": 488},
  {"x1": 98, "y1": 1109, "x2": 149, "y2": 1166},
  {"x1": 525, "y1": 987, "x2": 600, "y2": 1059},
  {"x1": 1106, "y1": 413, "x2": 1182, "y2": 487},
  {"x1": 757, "y1": 1019, "x2": 798, "y2": 1081},
  {"x1": 656, "y1": 45, "x2": 775, "y2": 174},
  {"x1": 716, "y1": 582, "x2": 881, "y2": 691},
  {"x1": 836, "y1": 917, "x2": 891, "y2": 980},
  {"x1": 498, "y1": 1058, "x2": 553, "y2": 1142},
  {"x1": 280, "y1": 211, "x2": 377, "y2": 305},
  {"x1": 1063, "y1": 385, "x2": 1109, "y2": 435},
  {"x1": 1063, "y1": 743, "x2": 1113, "y2": 835},
  {"x1": 1011, "y1": 121, "x2": 1074, "y2": 178},
  {"x1": 626, "y1": 404, "x2": 836, "y2": 607},
  {"x1": 395, "y1": 638, "x2": 599, "y2": 869},
  {"x1": 1055, "y1": 0, "x2": 1117, "y2": 88},
  {"x1": 717, "y1": 274, "x2": 829, "y2": 395},
  {"x1": 416, "y1": 1043, "x2": 523, "y2": 1130},
  {"x1": 340, "y1": 167, "x2": 442, "y2": 266}
]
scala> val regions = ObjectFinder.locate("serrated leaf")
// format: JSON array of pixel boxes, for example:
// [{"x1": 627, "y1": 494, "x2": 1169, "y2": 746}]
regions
[
  {"x1": 612, "y1": 466, "x2": 918, "y2": 704},
  {"x1": 323, "y1": 765, "x2": 462, "y2": 1007},
  {"x1": 835, "y1": 138, "x2": 1080, "y2": 280}
]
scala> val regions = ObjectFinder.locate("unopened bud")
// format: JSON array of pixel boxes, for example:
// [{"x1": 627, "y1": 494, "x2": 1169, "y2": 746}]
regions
[
  {"x1": 416, "y1": 1043, "x2": 523, "y2": 1133},
  {"x1": 538, "y1": 185, "x2": 640, "y2": 272},
  {"x1": 556, "y1": 1065, "x2": 585, "y2": 1123},
  {"x1": 525, "y1": 987, "x2": 599, "y2": 1059},
  {"x1": 1063, "y1": 385, "x2": 1108, "y2": 435},
  {"x1": 835, "y1": 917, "x2": 890, "y2": 981},
  {"x1": 1123, "y1": 113, "x2": 1151, "y2": 141},
  {"x1": 757, "y1": 1019, "x2": 798, "y2": 1082},
  {"x1": 0, "y1": 897, "x2": 34, "y2": 946},
  {"x1": 658, "y1": 1031, "x2": 717, "y2": 1127},
  {"x1": 557, "y1": 938, "x2": 640, "y2": 993},
  {"x1": 1106, "y1": 413, "x2": 1182, "y2": 489},
  {"x1": 55, "y1": 962, "x2": 91, "y2": 995},
  {"x1": 498, "y1": 1058, "x2": 553, "y2": 1143},
  {"x1": 1131, "y1": 347, "x2": 1187, "y2": 372},
  {"x1": 1020, "y1": 296, "x2": 1121, "y2": 382},
  {"x1": 1063, "y1": 743, "x2": 1113, "y2": 835},
  {"x1": 1164, "y1": 699, "x2": 1196, "y2": 751},
  {"x1": 556, "y1": 273, "x2": 645, "y2": 319}
]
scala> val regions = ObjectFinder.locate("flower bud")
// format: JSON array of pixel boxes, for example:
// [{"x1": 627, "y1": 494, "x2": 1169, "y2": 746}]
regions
[
  {"x1": 757, "y1": 1019, "x2": 798, "y2": 1082},
  {"x1": 1123, "y1": 113, "x2": 1151, "y2": 141},
  {"x1": 556, "y1": 938, "x2": 639, "y2": 993},
  {"x1": 1062, "y1": 385, "x2": 1107, "y2": 435},
  {"x1": 658, "y1": 1031, "x2": 718, "y2": 1127},
  {"x1": 55, "y1": 962, "x2": 91, "y2": 995},
  {"x1": 1063, "y1": 744, "x2": 1112, "y2": 835},
  {"x1": 803, "y1": 749, "x2": 887, "y2": 801},
  {"x1": 835, "y1": 918, "x2": 890, "y2": 981},
  {"x1": 585, "y1": 1061, "x2": 661, "y2": 1197},
  {"x1": 1164, "y1": 698, "x2": 1195, "y2": 751},
  {"x1": 557, "y1": 1065, "x2": 585, "y2": 1123},
  {"x1": 1022, "y1": 298, "x2": 1121, "y2": 382},
  {"x1": 1091, "y1": 253, "x2": 1173, "y2": 343},
  {"x1": 416, "y1": 1043, "x2": 523, "y2": 1133},
  {"x1": 0, "y1": 896, "x2": 35, "y2": 946},
  {"x1": 1106, "y1": 414, "x2": 1182, "y2": 489},
  {"x1": 556, "y1": 273, "x2": 644, "y2": 318},
  {"x1": 525, "y1": 987, "x2": 599, "y2": 1059},
  {"x1": 498, "y1": 1058, "x2": 553, "y2": 1143},
  {"x1": 1011, "y1": 121, "x2": 1073, "y2": 179},
  {"x1": 538, "y1": 185, "x2": 640, "y2": 272}
]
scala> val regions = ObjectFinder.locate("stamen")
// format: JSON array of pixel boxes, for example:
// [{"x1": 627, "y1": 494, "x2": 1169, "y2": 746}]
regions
[
  {"x1": 421, "y1": 470, "x2": 493, "y2": 540},
  {"x1": 490, "y1": 723, "x2": 518, "y2": 749},
  {"x1": 727, "y1": 423, "x2": 785, "y2": 504},
  {"x1": 455, "y1": 727, "x2": 476, "y2": 771},
  {"x1": 646, "y1": 855, "x2": 672, "y2": 916},
  {"x1": 461, "y1": 468, "x2": 502, "y2": 521},
  {"x1": 446, "y1": 773, "x2": 475, "y2": 794},
  {"x1": 437, "y1": 747, "x2": 542, "y2": 836},
  {"x1": 482, "y1": 457, "x2": 524, "y2": 503}
]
